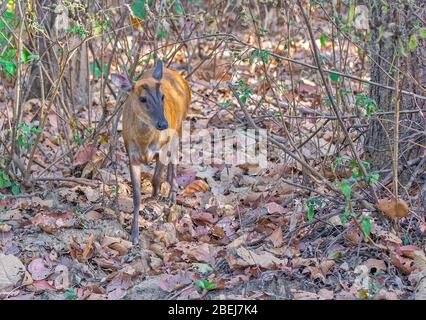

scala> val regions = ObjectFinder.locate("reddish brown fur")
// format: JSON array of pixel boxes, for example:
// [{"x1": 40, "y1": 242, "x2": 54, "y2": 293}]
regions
[
  {"x1": 119, "y1": 64, "x2": 191, "y2": 245},
  {"x1": 122, "y1": 68, "x2": 191, "y2": 165}
]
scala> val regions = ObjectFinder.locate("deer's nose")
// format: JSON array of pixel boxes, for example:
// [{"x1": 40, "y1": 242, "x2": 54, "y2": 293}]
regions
[{"x1": 156, "y1": 120, "x2": 168, "y2": 130}]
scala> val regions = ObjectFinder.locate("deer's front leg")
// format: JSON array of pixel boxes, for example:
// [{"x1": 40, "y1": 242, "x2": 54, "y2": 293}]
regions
[
  {"x1": 167, "y1": 163, "x2": 178, "y2": 203},
  {"x1": 129, "y1": 162, "x2": 141, "y2": 245}
]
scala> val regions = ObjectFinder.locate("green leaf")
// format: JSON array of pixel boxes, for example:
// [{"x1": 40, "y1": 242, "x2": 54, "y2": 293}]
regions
[
  {"x1": 89, "y1": 62, "x2": 107, "y2": 78},
  {"x1": 402, "y1": 237, "x2": 410, "y2": 246},
  {"x1": 328, "y1": 251, "x2": 343, "y2": 260},
  {"x1": 409, "y1": 34, "x2": 419, "y2": 51},
  {"x1": 94, "y1": 21, "x2": 109, "y2": 36},
  {"x1": 0, "y1": 11, "x2": 16, "y2": 47},
  {"x1": 156, "y1": 28, "x2": 168, "y2": 39},
  {"x1": 131, "y1": 0, "x2": 152, "y2": 20},
  {"x1": 174, "y1": 0, "x2": 184, "y2": 15},
  {"x1": 366, "y1": 173, "x2": 379, "y2": 185},
  {"x1": 329, "y1": 72, "x2": 340, "y2": 83},
  {"x1": 249, "y1": 51, "x2": 256, "y2": 64},
  {"x1": 419, "y1": 27, "x2": 426, "y2": 39},
  {"x1": 259, "y1": 28, "x2": 268, "y2": 35},
  {"x1": 131, "y1": 0, "x2": 147, "y2": 20},
  {"x1": 0, "y1": 170, "x2": 12, "y2": 189},
  {"x1": 361, "y1": 216, "x2": 372, "y2": 238},
  {"x1": 306, "y1": 198, "x2": 322, "y2": 221},
  {"x1": 339, "y1": 209, "x2": 352, "y2": 225},
  {"x1": 355, "y1": 94, "x2": 377, "y2": 117},
  {"x1": 64, "y1": 288, "x2": 77, "y2": 300},
  {"x1": 347, "y1": 4, "x2": 355, "y2": 23},
  {"x1": 194, "y1": 279, "x2": 216, "y2": 291},
  {"x1": 307, "y1": 205, "x2": 314, "y2": 221},
  {"x1": 340, "y1": 180, "x2": 352, "y2": 200},
  {"x1": 399, "y1": 39, "x2": 407, "y2": 57},
  {"x1": 332, "y1": 156, "x2": 343, "y2": 173},
  {"x1": 21, "y1": 49, "x2": 39, "y2": 64},
  {"x1": 319, "y1": 34, "x2": 329, "y2": 48},
  {"x1": 68, "y1": 23, "x2": 87, "y2": 38},
  {"x1": 0, "y1": 58, "x2": 16, "y2": 76},
  {"x1": 11, "y1": 183, "x2": 21, "y2": 195}
]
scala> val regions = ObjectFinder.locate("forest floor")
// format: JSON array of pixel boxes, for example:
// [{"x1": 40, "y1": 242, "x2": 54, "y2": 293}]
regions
[
  {"x1": 2, "y1": 71, "x2": 425, "y2": 299},
  {"x1": 1, "y1": 18, "x2": 425, "y2": 300}
]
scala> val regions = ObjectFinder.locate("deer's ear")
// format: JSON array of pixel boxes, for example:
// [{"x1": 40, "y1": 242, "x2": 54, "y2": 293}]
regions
[
  {"x1": 152, "y1": 60, "x2": 163, "y2": 81},
  {"x1": 111, "y1": 74, "x2": 132, "y2": 92}
]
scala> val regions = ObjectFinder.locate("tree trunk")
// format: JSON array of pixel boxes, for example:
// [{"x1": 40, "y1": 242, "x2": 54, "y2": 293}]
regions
[{"x1": 365, "y1": 1, "x2": 426, "y2": 200}]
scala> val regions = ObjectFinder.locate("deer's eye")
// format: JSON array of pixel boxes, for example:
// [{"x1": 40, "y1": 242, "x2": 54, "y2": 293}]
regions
[
  {"x1": 161, "y1": 95, "x2": 165, "y2": 101},
  {"x1": 139, "y1": 96, "x2": 147, "y2": 103}
]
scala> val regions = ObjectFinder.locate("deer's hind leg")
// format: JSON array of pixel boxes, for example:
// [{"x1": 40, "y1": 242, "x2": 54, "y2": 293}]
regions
[
  {"x1": 167, "y1": 163, "x2": 178, "y2": 203},
  {"x1": 152, "y1": 155, "x2": 165, "y2": 197}
]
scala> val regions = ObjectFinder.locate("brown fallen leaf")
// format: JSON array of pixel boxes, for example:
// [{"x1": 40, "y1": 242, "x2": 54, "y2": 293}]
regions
[
  {"x1": 154, "y1": 223, "x2": 179, "y2": 247},
  {"x1": 92, "y1": 257, "x2": 120, "y2": 270},
  {"x1": 167, "y1": 204, "x2": 182, "y2": 222},
  {"x1": 175, "y1": 242, "x2": 214, "y2": 264},
  {"x1": 102, "y1": 236, "x2": 133, "y2": 256},
  {"x1": 32, "y1": 211, "x2": 77, "y2": 233},
  {"x1": 292, "y1": 257, "x2": 316, "y2": 269},
  {"x1": 53, "y1": 265, "x2": 70, "y2": 290},
  {"x1": 31, "y1": 197, "x2": 54, "y2": 208},
  {"x1": 319, "y1": 260, "x2": 336, "y2": 275},
  {"x1": 82, "y1": 234, "x2": 94, "y2": 260},
  {"x1": 269, "y1": 228, "x2": 283, "y2": 248},
  {"x1": 70, "y1": 235, "x2": 96, "y2": 262},
  {"x1": 117, "y1": 196, "x2": 134, "y2": 213},
  {"x1": 73, "y1": 144, "x2": 97, "y2": 167},
  {"x1": 344, "y1": 227, "x2": 363, "y2": 245},
  {"x1": 305, "y1": 266, "x2": 326, "y2": 283},
  {"x1": 375, "y1": 289, "x2": 399, "y2": 300},
  {"x1": 377, "y1": 198, "x2": 409, "y2": 218},
  {"x1": 191, "y1": 210, "x2": 217, "y2": 224},
  {"x1": 227, "y1": 234, "x2": 248, "y2": 249},
  {"x1": 176, "y1": 214, "x2": 197, "y2": 242},
  {"x1": 177, "y1": 170, "x2": 197, "y2": 188},
  {"x1": 0, "y1": 254, "x2": 26, "y2": 291},
  {"x1": 106, "y1": 272, "x2": 132, "y2": 300},
  {"x1": 86, "y1": 210, "x2": 103, "y2": 220},
  {"x1": 81, "y1": 154, "x2": 104, "y2": 178},
  {"x1": 195, "y1": 62, "x2": 231, "y2": 82},
  {"x1": 265, "y1": 202, "x2": 286, "y2": 214},
  {"x1": 292, "y1": 289, "x2": 321, "y2": 300},
  {"x1": 22, "y1": 271, "x2": 33, "y2": 286},
  {"x1": 335, "y1": 291, "x2": 356, "y2": 300},
  {"x1": 0, "y1": 223, "x2": 12, "y2": 232},
  {"x1": 28, "y1": 280, "x2": 56, "y2": 292},
  {"x1": 217, "y1": 204, "x2": 236, "y2": 217},
  {"x1": 158, "y1": 271, "x2": 197, "y2": 292},
  {"x1": 375, "y1": 227, "x2": 403, "y2": 245},
  {"x1": 363, "y1": 259, "x2": 387, "y2": 273},
  {"x1": 28, "y1": 258, "x2": 51, "y2": 281},
  {"x1": 236, "y1": 247, "x2": 287, "y2": 269},
  {"x1": 318, "y1": 288, "x2": 334, "y2": 300},
  {"x1": 82, "y1": 187, "x2": 101, "y2": 203},
  {"x1": 181, "y1": 179, "x2": 209, "y2": 196},
  {"x1": 353, "y1": 265, "x2": 370, "y2": 292},
  {"x1": 390, "y1": 251, "x2": 415, "y2": 275},
  {"x1": 77, "y1": 284, "x2": 107, "y2": 300}
]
